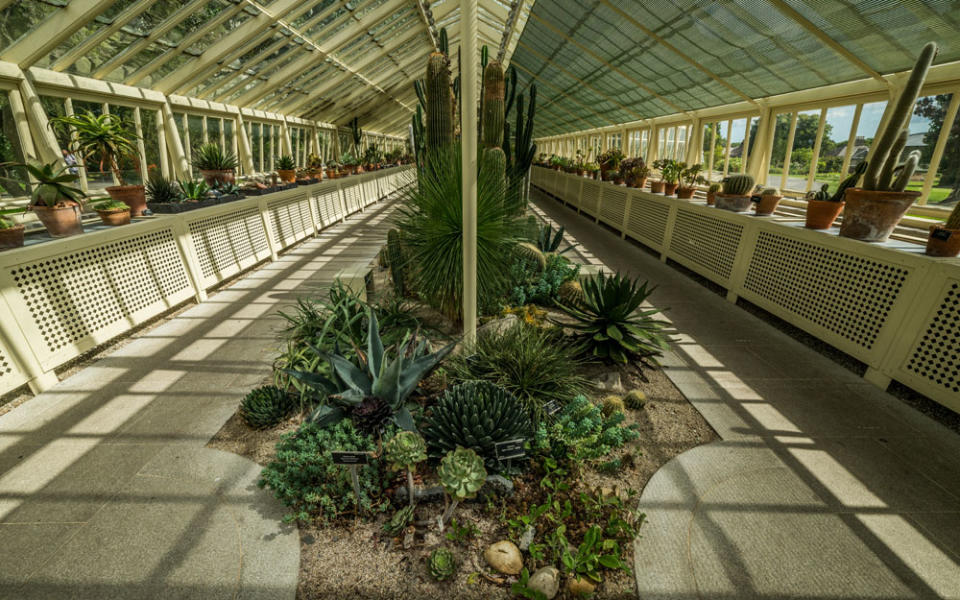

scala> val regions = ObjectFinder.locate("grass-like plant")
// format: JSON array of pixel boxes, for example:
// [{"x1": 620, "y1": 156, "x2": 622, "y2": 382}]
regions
[
  {"x1": 396, "y1": 147, "x2": 525, "y2": 320},
  {"x1": 146, "y1": 175, "x2": 181, "y2": 204},
  {"x1": 556, "y1": 271, "x2": 669, "y2": 364},
  {"x1": 193, "y1": 142, "x2": 238, "y2": 171},
  {"x1": 448, "y1": 321, "x2": 590, "y2": 419}
]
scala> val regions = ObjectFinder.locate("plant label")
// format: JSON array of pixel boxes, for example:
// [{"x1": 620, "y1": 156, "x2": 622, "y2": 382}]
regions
[
  {"x1": 332, "y1": 451, "x2": 370, "y2": 465},
  {"x1": 544, "y1": 400, "x2": 561, "y2": 416},
  {"x1": 931, "y1": 228, "x2": 952, "y2": 241},
  {"x1": 495, "y1": 439, "x2": 526, "y2": 461}
]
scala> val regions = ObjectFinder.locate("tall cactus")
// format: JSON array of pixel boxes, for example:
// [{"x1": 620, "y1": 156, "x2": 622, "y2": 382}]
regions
[
  {"x1": 350, "y1": 117, "x2": 362, "y2": 156},
  {"x1": 481, "y1": 60, "x2": 507, "y2": 194},
  {"x1": 863, "y1": 42, "x2": 938, "y2": 191},
  {"x1": 425, "y1": 52, "x2": 453, "y2": 152}
]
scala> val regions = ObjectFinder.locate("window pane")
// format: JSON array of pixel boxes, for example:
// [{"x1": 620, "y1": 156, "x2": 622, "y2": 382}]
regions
[
  {"x1": 812, "y1": 105, "x2": 857, "y2": 193},
  {"x1": 251, "y1": 122, "x2": 261, "y2": 172},
  {"x1": 141, "y1": 109, "x2": 161, "y2": 180},
  {"x1": 0, "y1": 93, "x2": 30, "y2": 203},
  {"x1": 112, "y1": 105, "x2": 141, "y2": 185},
  {"x1": 912, "y1": 93, "x2": 955, "y2": 205},
  {"x1": 766, "y1": 114, "x2": 791, "y2": 187},
  {"x1": 727, "y1": 118, "x2": 748, "y2": 175}
]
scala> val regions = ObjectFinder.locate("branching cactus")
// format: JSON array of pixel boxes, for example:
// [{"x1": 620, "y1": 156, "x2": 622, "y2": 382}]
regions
[
  {"x1": 863, "y1": 42, "x2": 938, "y2": 192},
  {"x1": 721, "y1": 174, "x2": 755, "y2": 196}
]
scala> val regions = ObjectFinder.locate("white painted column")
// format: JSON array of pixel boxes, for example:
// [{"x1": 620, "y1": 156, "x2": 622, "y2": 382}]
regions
[{"x1": 461, "y1": 0, "x2": 478, "y2": 345}]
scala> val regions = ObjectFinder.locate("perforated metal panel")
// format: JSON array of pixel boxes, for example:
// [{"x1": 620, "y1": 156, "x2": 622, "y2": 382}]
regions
[
  {"x1": 9, "y1": 228, "x2": 192, "y2": 363},
  {"x1": 600, "y1": 186, "x2": 627, "y2": 229},
  {"x1": 626, "y1": 194, "x2": 671, "y2": 249},
  {"x1": 188, "y1": 206, "x2": 270, "y2": 285},
  {"x1": 0, "y1": 336, "x2": 28, "y2": 396},
  {"x1": 315, "y1": 188, "x2": 342, "y2": 227},
  {"x1": 668, "y1": 209, "x2": 744, "y2": 284},
  {"x1": 267, "y1": 193, "x2": 314, "y2": 249},
  {"x1": 342, "y1": 183, "x2": 363, "y2": 214},
  {"x1": 743, "y1": 231, "x2": 910, "y2": 354},
  {"x1": 903, "y1": 280, "x2": 960, "y2": 396},
  {"x1": 581, "y1": 180, "x2": 600, "y2": 216}
]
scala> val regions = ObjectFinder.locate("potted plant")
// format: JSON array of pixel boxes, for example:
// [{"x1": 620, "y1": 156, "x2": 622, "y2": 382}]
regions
[
  {"x1": 661, "y1": 160, "x2": 683, "y2": 196},
  {"x1": 804, "y1": 161, "x2": 866, "y2": 229},
  {"x1": 753, "y1": 187, "x2": 782, "y2": 216},
  {"x1": 926, "y1": 203, "x2": 960, "y2": 257},
  {"x1": 597, "y1": 149, "x2": 625, "y2": 180},
  {"x1": 706, "y1": 182, "x2": 721, "y2": 205},
  {"x1": 341, "y1": 152, "x2": 359, "y2": 175},
  {"x1": 1, "y1": 161, "x2": 85, "y2": 237},
  {"x1": 715, "y1": 174, "x2": 755, "y2": 212},
  {"x1": 194, "y1": 143, "x2": 238, "y2": 188},
  {"x1": 0, "y1": 214, "x2": 24, "y2": 250},
  {"x1": 575, "y1": 149, "x2": 585, "y2": 176},
  {"x1": 609, "y1": 169, "x2": 624, "y2": 185},
  {"x1": 276, "y1": 155, "x2": 297, "y2": 183},
  {"x1": 841, "y1": 43, "x2": 937, "y2": 242},
  {"x1": 620, "y1": 158, "x2": 647, "y2": 188},
  {"x1": 93, "y1": 199, "x2": 131, "y2": 226},
  {"x1": 677, "y1": 163, "x2": 705, "y2": 199},
  {"x1": 584, "y1": 162, "x2": 599, "y2": 178},
  {"x1": 50, "y1": 112, "x2": 146, "y2": 216},
  {"x1": 650, "y1": 159, "x2": 666, "y2": 193},
  {"x1": 550, "y1": 155, "x2": 563, "y2": 171}
]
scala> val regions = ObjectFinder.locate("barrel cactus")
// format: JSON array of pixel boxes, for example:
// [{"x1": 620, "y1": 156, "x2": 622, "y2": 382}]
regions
[
  {"x1": 722, "y1": 174, "x2": 754, "y2": 196},
  {"x1": 514, "y1": 241, "x2": 547, "y2": 271},
  {"x1": 239, "y1": 385, "x2": 296, "y2": 429},
  {"x1": 424, "y1": 381, "x2": 531, "y2": 468},
  {"x1": 557, "y1": 279, "x2": 585, "y2": 307},
  {"x1": 624, "y1": 389, "x2": 647, "y2": 410},
  {"x1": 428, "y1": 547, "x2": 458, "y2": 581},
  {"x1": 438, "y1": 447, "x2": 487, "y2": 500},
  {"x1": 384, "y1": 431, "x2": 428, "y2": 472},
  {"x1": 601, "y1": 395, "x2": 625, "y2": 417}
]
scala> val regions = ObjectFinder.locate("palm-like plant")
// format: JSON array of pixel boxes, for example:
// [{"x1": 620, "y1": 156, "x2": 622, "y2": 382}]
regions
[
  {"x1": 0, "y1": 161, "x2": 84, "y2": 207},
  {"x1": 556, "y1": 271, "x2": 670, "y2": 364},
  {"x1": 396, "y1": 146, "x2": 526, "y2": 320},
  {"x1": 50, "y1": 112, "x2": 139, "y2": 185}
]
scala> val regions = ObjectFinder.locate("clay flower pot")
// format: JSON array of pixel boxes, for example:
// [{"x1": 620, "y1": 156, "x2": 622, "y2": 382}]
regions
[
  {"x1": 576, "y1": 169, "x2": 584, "y2": 176},
  {"x1": 97, "y1": 207, "x2": 131, "y2": 226},
  {"x1": 806, "y1": 200, "x2": 845, "y2": 229},
  {"x1": 926, "y1": 226, "x2": 960, "y2": 257},
  {"x1": 755, "y1": 194, "x2": 782, "y2": 216},
  {"x1": 613, "y1": 177, "x2": 624, "y2": 185},
  {"x1": 715, "y1": 194, "x2": 753, "y2": 212},
  {"x1": 0, "y1": 224, "x2": 25, "y2": 250},
  {"x1": 632, "y1": 177, "x2": 647, "y2": 189},
  {"x1": 199, "y1": 169, "x2": 235, "y2": 188},
  {"x1": 32, "y1": 203, "x2": 83, "y2": 237},
  {"x1": 663, "y1": 182, "x2": 679, "y2": 196},
  {"x1": 676, "y1": 187, "x2": 696, "y2": 199},
  {"x1": 650, "y1": 180, "x2": 665, "y2": 193},
  {"x1": 106, "y1": 184, "x2": 147, "y2": 216},
  {"x1": 839, "y1": 188, "x2": 920, "y2": 242},
  {"x1": 706, "y1": 191, "x2": 716, "y2": 206},
  {"x1": 277, "y1": 169, "x2": 297, "y2": 183}
]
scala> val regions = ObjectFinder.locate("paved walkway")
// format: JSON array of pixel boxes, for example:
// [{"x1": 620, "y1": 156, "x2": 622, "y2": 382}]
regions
[
  {"x1": 0, "y1": 200, "x2": 398, "y2": 599},
  {"x1": 532, "y1": 191, "x2": 960, "y2": 600}
]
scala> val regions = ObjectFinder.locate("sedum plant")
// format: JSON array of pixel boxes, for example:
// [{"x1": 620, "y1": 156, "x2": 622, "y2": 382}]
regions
[
  {"x1": 556, "y1": 270, "x2": 669, "y2": 364},
  {"x1": 423, "y1": 380, "x2": 531, "y2": 469},
  {"x1": 437, "y1": 447, "x2": 487, "y2": 526},
  {"x1": 384, "y1": 430, "x2": 427, "y2": 506},
  {"x1": 239, "y1": 385, "x2": 297, "y2": 429},
  {"x1": 428, "y1": 547, "x2": 458, "y2": 581}
]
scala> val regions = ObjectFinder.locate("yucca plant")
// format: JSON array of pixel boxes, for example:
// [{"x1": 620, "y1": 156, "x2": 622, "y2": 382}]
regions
[
  {"x1": 146, "y1": 175, "x2": 181, "y2": 204},
  {"x1": 49, "y1": 112, "x2": 138, "y2": 185},
  {"x1": 396, "y1": 146, "x2": 526, "y2": 320},
  {"x1": 0, "y1": 161, "x2": 84, "y2": 207},
  {"x1": 284, "y1": 308, "x2": 454, "y2": 432},
  {"x1": 193, "y1": 143, "x2": 238, "y2": 171},
  {"x1": 556, "y1": 271, "x2": 669, "y2": 364}
]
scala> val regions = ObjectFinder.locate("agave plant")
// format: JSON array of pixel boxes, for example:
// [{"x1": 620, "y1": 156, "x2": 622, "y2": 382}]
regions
[
  {"x1": 284, "y1": 308, "x2": 454, "y2": 432},
  {"x1": 179, "y1": 180, "x2": 210, "y2": 201},
  {"x1": 0, "y1": 161, "x2": 84, "y2": 207},
  {"x1": 146, "y1": 175, "x2": 181, "y2": 204},
  {"x1": 276, "y1": 155, "x2": 297, "y2": 170},
  {"x1": 556, "y1": 271, "x2": 670, "y2": 364},
  {"x1": 239, "y1": 385, "x2": 296, "y2": 429},
  {"x1": 193, "y1": 142, "x2": 238, "y2": 171},
  {"x1": 536, "y1": 222, "x2": 575, "y2": 255}
]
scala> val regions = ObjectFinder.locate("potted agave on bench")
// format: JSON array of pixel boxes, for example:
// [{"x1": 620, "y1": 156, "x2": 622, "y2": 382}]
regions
[
  {"x1": 194, "y1": 143, "x2": 238, "y2": 188},
  {"x1": 1, "y1": 161, "x2": 85, "y2": 237},
  {"x1": 841, "y1": 42, "x2": 938, "y2": 242}
]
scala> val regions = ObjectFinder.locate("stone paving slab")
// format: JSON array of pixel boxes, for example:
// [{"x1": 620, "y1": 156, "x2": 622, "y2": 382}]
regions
[
  {"x1": 0, "y1": 200, "x2": 398, "y2": 600},
  {"x1": 532, "y1": 192, "x2": 960, "y2": 600}
]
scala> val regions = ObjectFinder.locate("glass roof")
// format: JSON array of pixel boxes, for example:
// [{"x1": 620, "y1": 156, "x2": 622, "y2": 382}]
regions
[{"x1": 3, "y1": 0, "x2": 960, "y2": 136}]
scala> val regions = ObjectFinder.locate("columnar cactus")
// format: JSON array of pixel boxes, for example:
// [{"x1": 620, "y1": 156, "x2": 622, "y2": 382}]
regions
[
  {"x1": 722, "y1": 174, "x2": 755, "y2": 196},
  {"x1": 425, "y1": 52, "x2": 453, "y2": 152},
  {"x1": 386, "y1": 228, "x2": 408, "y2": 296},
  {"x1": 946, "y1": 203, "x2": 960, "y2": 230},
  {"x1": 863, "y1": 42, "x2": 938, "y2": 191},
  {"x1": 482, "y1": 61, "x2": 505, "y2": 149}
]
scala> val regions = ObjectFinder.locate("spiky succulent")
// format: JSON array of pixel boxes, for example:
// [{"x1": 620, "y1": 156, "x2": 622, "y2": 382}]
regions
[
  {"x1": 239, "y1": 386, "x2": 296, "y2": 429},
  {"x1": 350, "y1": 397, "x2": 392, "y2": 435},
  {"x1": 624, "y1": 390, "x2": 647, "y2": 410},
  {"x1": 382, "y1": 504, "x2": 415, "y2": 535},
  {"x1": 514, "y1": 241, "x2": 547, "y2": 271},
  {"x1": 437, "y1": 447, "x2": 487, "y2": 501},
  {"x1": 384, "y1": 431, "x2": 428, "y2": 472},
  {"x1": 557, "y1": 279, "x2": 585, "y2": 307},
  {"x1": 428, "y1": 547, "x2": 458, "y2": 581},
  {"x1": 601, "y1": 395, "x2": 625, "y2": 416},
  {"x1": 424, "y1": 381, "x2": 530, "y2": 468},
  {"x1": 721, "y1": 174, "x2": 754, "y2": 196}
]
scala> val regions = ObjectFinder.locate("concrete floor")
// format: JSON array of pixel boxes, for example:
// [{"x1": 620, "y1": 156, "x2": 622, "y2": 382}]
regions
[
  {"x1": 532, "y1": 190, "x2": 960, "y2": 600},
  {"x1": 0, "y1": 200, "x2": 398, "y2": 600}
]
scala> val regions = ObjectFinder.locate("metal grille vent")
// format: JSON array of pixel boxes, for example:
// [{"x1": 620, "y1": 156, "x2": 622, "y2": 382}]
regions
[
  {"x1": 268, "y1": 194, "x2": 313, "y2": 247},
  {"x1": 581, "y1": 180, "x2": 600, "y2": 215},
  {"x1": 669, "y1": 210, "x2": 743, "y2": 281},
  {"x1": 905, "y1": 282, "x2": 960, "y2": 394},
  {"x1": 0, "y1": 345, "x2": 13, "y2": 379},
  {"x1": 189, "y1": 207, "x2": 269, "y2": 279},
  {"x1": 600, "y1": 186, "x2": 627, "y2": 227},
  {"x1": 343, "y1": 183, "x2": 362, "y2": 213},
  {"x1": 10, "y1": 229, "x2": 190, "y2": 353},
  {"x1": 744, "y1": 231, "x2": 909, "y2": 350},
  {"x1": 626, "y1": 196, "x2": 670, "y2": 247}
]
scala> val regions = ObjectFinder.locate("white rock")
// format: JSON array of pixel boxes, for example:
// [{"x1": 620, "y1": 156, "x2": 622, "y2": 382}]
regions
[
  {"x1": 528, "y1": 566, "x2": 560, "y2": 599},
  {"x1": 483, "y1": 540, "x2": 523, "y2": 575}
]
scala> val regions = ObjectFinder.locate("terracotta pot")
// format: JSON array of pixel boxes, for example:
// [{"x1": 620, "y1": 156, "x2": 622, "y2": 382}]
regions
[
  {"x1": 32, "y1": 203, "x2": 83, "y2": 237},
  {"x1": 613, "y1": 177, "x2": 624, "y2": 185},
  {"x1": 277, "y1": 169, "x2": 297, "y2": 183},
  {"x1": 106, "y1": 184, "x2": 147, "y2": 216},
  {"x1": 650, "y1": 180, "x2": 665, "y2": 193},
  {"x1": 926, "y1": 226, "x2": 960, "y2": 257},
  {"x1": 755, "y1": 194, "x2": 782, "y2": 216},
  {"x1": 715, "y1": 194, "x2": 753, "y2": 212},
  {"x1": 0, "y1": 224, "x2": 25, "y2": 250},
  {"x1": 199, "y1": 169, "x2": 235, "y2": 188},
  {"x1": 576, "y1": 169, "x2": 584, "y2": 176},
  {"x1": 97, "y1": 208, "x2": 131, "y2": 226},
  {"x1": 839, "y1": 188, "x2": 920, "y2": 242},
  {"x1": 676, "y1": 187, "x2": 696, "y2": 199},
  {"x1": 663, "y1": 182, "x2": 679, "y2": 196},
  {"x1": 806, "y1": 200, "x2": 845, "y2": 229},
  {"x1": 706, "y1": 191, "x2": 716, "y2": 206}
]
